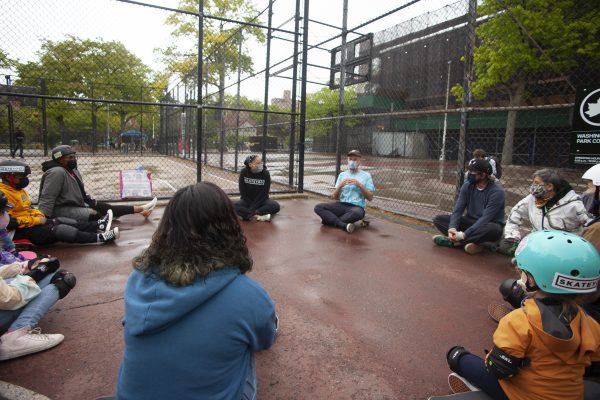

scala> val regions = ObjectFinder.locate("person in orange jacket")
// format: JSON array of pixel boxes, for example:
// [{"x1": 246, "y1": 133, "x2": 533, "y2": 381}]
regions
[{"x1": 444, "y1": 230, "x2": 600, "y2": 400}]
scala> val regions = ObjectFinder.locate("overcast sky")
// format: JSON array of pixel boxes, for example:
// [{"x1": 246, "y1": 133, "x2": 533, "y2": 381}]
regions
[{"x1": 1, "y1": 0, "x2": 460, "y2": 101}]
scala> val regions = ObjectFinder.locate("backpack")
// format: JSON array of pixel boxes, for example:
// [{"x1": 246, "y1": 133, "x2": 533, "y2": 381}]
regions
[{"x1": 487, "y1": 156, "x2": 502, "y2": 179}]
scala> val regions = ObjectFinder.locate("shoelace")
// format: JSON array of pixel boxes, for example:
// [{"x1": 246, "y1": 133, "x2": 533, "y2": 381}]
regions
[{"x1": 28, "y1": 327, "x2": 52, "y2": 340}]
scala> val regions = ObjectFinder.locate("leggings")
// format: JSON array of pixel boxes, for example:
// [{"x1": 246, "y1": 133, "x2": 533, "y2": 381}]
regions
[
  {"x1": 90, "y1": 201, "x2": 135, "y2": 220},
  {"x1": 456, "y1": 354, "x2": 508, "y2": 400}
]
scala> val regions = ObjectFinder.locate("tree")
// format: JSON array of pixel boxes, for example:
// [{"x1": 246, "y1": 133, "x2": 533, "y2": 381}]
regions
[
  {"x1": 15, "y1": 37, "x2": 161, "y2": 142},
  {"x1": 453, "y1": 0, "x2": 600, "y2": 165},
  {"x1": 305, "y1": 87, "x2": 358, "y2": 138},
  {"x1": 0, "y1": 49, "x2": 14, "y2": 69}
]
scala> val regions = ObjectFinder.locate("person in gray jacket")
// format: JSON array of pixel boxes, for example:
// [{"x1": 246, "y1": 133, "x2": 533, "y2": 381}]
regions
[
  {"x1": 497, "y1": 168, "x2": 590, "y2": 256},
  {"x1": 38, "y1": 145, "x2": 157, "y2": 223}
]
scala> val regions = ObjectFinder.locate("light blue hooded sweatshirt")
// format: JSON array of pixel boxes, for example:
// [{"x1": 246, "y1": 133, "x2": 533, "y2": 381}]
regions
[{"x1": 116, "y1": 267, "x2": 277, "y2": 400}]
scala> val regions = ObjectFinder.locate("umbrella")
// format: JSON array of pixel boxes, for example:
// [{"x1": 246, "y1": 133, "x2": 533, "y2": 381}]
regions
[
  {"x1": 582, "y1": 164, "x2": 600, "y2": 186},
  {"x1": 120, "y1": 130, "x2": 147, "y2": 138}
]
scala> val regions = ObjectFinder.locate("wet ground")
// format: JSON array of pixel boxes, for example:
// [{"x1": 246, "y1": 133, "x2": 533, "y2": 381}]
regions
[{"x1": 0, "y1": 197, "x2": 516, "y2": 400}]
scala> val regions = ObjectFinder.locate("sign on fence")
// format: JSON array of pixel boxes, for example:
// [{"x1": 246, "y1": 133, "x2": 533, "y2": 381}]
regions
[
  {"x1": 119, "y1": 169, "x2": 153, "y2": 199},
  {"x1": 570, "y1": 86, "x2": 600, "y2": 165}
]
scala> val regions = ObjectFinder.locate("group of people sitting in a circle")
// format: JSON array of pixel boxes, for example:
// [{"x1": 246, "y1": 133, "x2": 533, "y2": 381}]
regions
[
  {"x1": 0, "y1": 145, "x2": 156, "y2": 362},
  {"x1": 2, "y1": 144, "x2": 599, "y2": 400},
  {"x1": 431, "y1": 149, "x2": 600, "y2": 399}
]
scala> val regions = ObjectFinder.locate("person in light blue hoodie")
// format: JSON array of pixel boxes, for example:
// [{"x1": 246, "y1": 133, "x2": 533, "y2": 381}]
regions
[{"x1": 116, "y1": 182, "x2": 278, "y2": 400}]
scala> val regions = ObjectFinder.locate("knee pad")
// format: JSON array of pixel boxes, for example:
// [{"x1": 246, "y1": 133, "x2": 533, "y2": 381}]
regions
[
  {"x1": 446, "y1": 346, "x2": 471, "y2": 374},
  {"x1": 499, "y1": 278, "x2": 526, "y2": 309},
  {"x1": 50, "y1": 223, "x2": 79, "y2": 242},
  {"x1": 50, "y1": 270, "x2": 77, "y2": 299}
]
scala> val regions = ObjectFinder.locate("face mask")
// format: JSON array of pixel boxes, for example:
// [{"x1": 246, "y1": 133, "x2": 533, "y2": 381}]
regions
[
  {"x1": 0, "y1": 211, "x2": 9, "y2": 230},
  {"x1": 467, "y1": 173, "x2": 477, "y2": 184},
  {"x1": 252, "y1": 163, "x2": 264, "y2": 173},
  {"x1": 348, "y1": 160, "x2": 358, "y2": 171},
  {"x1": 530, "y1": 183, "x2": 547, "y2": 198},
  {"x1": 67, "y1": 160, "x2": 77, "y2": 170},
  {"x1": 15, "y1": 176, "x2": 29, "y2": 190}
]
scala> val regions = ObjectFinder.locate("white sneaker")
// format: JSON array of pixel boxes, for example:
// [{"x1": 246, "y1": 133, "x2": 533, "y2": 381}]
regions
[
  {"x1": 255, "y1": 214, "x2": 271, "y2": 222},
  {"x1": 0, "y1": 326, "x2": 64, "y2": 361},
  {"x1": 141, "y1": 197, "x2": 157, "y2": 218},
  {"x1": 346, "y1": 223, "x2": 355, "y2": 233},
  {"x1": 448, "y1": 373, "x2": 481, "y2": 393}
]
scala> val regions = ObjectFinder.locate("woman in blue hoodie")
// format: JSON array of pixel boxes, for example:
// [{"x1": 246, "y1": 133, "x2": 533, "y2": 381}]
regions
[{"x1": 116, "y1": 182, "x2": 278, "y2": 400}]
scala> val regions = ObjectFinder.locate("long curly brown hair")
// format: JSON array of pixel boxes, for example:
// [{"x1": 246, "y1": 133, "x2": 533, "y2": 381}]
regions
[{"x1": 133, "y1": 182, "x2": 252, "y2": 286}]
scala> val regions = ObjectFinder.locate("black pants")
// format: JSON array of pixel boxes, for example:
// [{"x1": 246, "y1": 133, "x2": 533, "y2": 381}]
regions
[
  {"x1": 433, "y1": 215, "x2": 503, "y2": 244},
  {"x1": 14, "y1": 221, "x2": 99, "y2": 245},
  {"x1": 314, "y1": 201, "x2": 365, "y2": 229},
  {"x1": 234, "y1": 199, "x2": 280, "y2": 220},
  {"x1": 89, "y1": 201, "x2": 135, "y2": 221},
  {"x1": 11, "y1": 142, "x2": 23, "y2": 158}
]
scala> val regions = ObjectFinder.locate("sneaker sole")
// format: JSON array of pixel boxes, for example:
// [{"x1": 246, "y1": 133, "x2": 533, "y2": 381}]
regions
[
  {"x1": 487, "y1": 303, "x2": 512, "y2": 323},
  {"x1": 105, "y1": 209, "x2": 113, "y2": 232},
  {"x1": 448, "y1": 374, "x2": 473, "y2": 394},
  {"x1": 464, "y1": 244, "x2": 483, "y2": 255}
]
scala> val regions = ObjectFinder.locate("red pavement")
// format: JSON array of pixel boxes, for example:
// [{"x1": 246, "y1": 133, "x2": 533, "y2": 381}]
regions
[{"x1": 0, "y1": 198, "x2": 515, "y2": 400}]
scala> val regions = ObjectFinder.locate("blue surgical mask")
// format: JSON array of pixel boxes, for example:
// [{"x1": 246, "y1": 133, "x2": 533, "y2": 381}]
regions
[
  {"x1": 467, "y1": 173, "x2": 476, "y2": 184},
  {"x1": 348, "y1": 160, "x2": 358, "y2": 171}
]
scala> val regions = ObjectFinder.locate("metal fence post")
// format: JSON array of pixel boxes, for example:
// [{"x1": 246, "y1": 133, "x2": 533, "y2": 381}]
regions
[
  {"x1": 297, "y1": 0, "x2": 309, "y2": 193},
  {"x1": 197, "y1": 0, "x2": 204, "y2": 182}
]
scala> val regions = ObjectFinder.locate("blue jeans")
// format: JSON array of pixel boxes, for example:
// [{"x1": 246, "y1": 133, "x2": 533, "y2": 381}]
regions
[
  {"x1": 457, "y1": 354, "x2": 508, "y2": 400},
  {"x1": 242, "y1": 355, "x2": 257, "y2": 400},
  {"x1": 314, "y1": 202, "x2": 365, "y2": 229},
  {"x1": 0, "y1": 273, "x2": 59, "y2": 333}
]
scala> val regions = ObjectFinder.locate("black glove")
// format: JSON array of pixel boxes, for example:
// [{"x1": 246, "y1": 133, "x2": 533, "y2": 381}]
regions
[
  {"x1": 50, "y1": 269, "x2": 77, "y2": 299},
  {"x1": 24, "y1": 257, "x2": 60, "y2": 283}
]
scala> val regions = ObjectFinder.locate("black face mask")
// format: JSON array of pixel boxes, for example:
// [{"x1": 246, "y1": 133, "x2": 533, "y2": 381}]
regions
[
  {"x1": 66, "y1": 160, "x2": 77, "y2": 170},
  {"x1": 15, "y1": 177, "x2": 29, "y2": 189}
]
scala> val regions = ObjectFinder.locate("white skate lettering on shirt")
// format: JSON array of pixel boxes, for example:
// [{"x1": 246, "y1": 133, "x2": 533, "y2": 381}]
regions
[
  {"x1": 244, "y1": 177, "x2": 265, "y2": 185},
  {"x1": 552, "y1": 273, "x2": 599, "y2": 293}
]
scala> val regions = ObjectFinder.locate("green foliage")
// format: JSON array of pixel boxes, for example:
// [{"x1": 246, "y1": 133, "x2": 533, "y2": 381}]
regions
[
  {"x1": 0, "y1": 48, "x2": 13, "y2": 69},
  {"x1": 14, "y1": 37, "x2": 162, "y2": 136},
  {"x1": 471, "y1": 0, "x2": 600, "y2": 100},
  {"x1": 161, "y1": 0, "x2": 265, "y2": 85},
  {"x1": 305, "y1": 87, "x2": 358, "y2": 138}
]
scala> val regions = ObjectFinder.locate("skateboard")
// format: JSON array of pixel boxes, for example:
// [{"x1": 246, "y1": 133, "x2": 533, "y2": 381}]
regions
[{"x1": 428, "y1": 391, "x2": 493, "y2": 399}]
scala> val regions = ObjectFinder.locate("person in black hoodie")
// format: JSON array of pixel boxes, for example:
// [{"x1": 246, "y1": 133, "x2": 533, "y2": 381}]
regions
[
  {"x1": 38, "y1": 145, "x2": 157, "y2": 223},
  {"x1": 234, "y1": 155, "x2": 280, "y2": 222}
]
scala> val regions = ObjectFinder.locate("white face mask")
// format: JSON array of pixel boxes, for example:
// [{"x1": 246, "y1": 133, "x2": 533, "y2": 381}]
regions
[
  {"x1": 252, "y1": 163, "x2": 264, "y2": 173},
  {"x1": 348, "y1": 159, "x2": 358, "y2": 171}
]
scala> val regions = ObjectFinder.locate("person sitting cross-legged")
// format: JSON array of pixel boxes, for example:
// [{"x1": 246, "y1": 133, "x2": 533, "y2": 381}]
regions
[
  {"x1": 432, "y1": 158, "x2": 505, "y2": 254},
  {"x1": 314, "y1": 149, "x2": 375, "y2": 233},
  {"x1": 234, "y1": 154, "x2": 280, "y2": 222}
]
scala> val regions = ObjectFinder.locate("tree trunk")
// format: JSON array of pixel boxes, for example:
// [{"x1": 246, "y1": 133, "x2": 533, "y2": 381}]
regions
[{"x1": 501, "y1": 81, "x2": 526, "y2": 166}]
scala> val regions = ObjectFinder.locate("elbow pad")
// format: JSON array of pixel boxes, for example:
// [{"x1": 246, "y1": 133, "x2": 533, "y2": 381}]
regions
[{"x1": 485, "y1": 346, "x2": 529, "y2": 379}]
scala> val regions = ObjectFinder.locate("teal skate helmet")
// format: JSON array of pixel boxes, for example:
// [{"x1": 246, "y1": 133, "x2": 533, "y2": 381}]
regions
[{"x1": 514, "y1": 230, "x2": 600, "y2": 294}]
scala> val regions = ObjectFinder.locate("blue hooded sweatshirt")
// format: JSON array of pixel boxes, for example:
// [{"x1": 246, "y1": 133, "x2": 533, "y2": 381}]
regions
[{"x1": 116, "y1": 267, "x2": 277, "y2": 400}]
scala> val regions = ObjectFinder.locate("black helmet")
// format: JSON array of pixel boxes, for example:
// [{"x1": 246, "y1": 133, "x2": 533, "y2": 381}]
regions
[
  {"x1": 0, "y1": 192, "x2": 13, "y2": 212},
  {"x1": 51, "y1": 145, "x2": 76, "y2": 160},
  {"x1": 0, "y1": 159, "x2": 31, "y2": 176}
]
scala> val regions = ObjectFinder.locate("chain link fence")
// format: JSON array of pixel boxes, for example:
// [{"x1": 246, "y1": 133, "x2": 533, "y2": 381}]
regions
[{"x1": 1, "y1": 0, "x2": 597, "y2": 221}]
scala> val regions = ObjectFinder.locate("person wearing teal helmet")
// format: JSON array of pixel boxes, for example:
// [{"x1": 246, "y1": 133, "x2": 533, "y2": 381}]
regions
[{"x1": 443, "y1": 230, "x2": 600, "y2": 400}]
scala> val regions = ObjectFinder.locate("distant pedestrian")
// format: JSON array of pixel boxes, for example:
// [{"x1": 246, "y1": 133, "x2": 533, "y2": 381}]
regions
[{"x1": 10, "y1": 128, "x2": 24, "y2": 159}]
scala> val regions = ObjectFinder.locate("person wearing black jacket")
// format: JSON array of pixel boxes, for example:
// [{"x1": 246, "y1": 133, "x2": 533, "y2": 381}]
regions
[{"x1": 234, "y1": 155, "x2": 280, "y2": 222}]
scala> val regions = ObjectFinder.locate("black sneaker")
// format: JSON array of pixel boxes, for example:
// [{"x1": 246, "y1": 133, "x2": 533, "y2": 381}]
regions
[
  {"x1": 99, "y1": 227, "x2": 119, "y2": 243},
  {"x1": 25, "y1": 257, "x2": 60, "y2": 283},
  {"x1": 97, "y1": 210, "x2": 113, "y2": 232}
]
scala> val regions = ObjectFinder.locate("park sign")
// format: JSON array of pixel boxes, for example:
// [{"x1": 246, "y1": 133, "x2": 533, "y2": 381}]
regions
[
  {"x1": 0, "y1": 84, "x2": 39, "y2": 107},
  {"x1": 570, "y1": 86, "x2": 600, "y2": 165}
]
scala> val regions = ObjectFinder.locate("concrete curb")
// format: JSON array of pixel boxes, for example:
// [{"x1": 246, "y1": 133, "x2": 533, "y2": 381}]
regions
[{"x1": 0, "y1": 381, "x2": 50, "y2": 400}]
